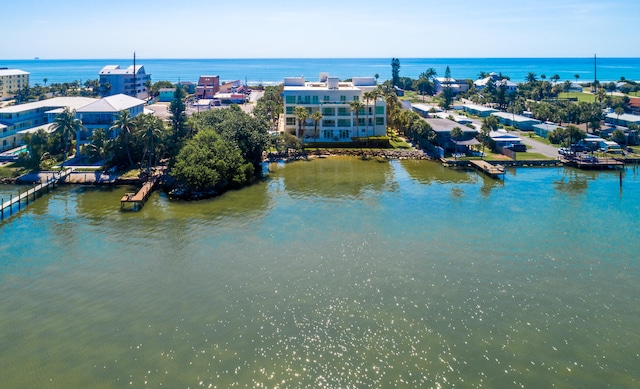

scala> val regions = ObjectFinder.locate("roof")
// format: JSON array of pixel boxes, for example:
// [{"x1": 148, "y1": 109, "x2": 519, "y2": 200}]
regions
[
  {"x1": 0, "y1": 97, "x2": 99, "y2": 114},
  {"x1": 490, "y1": 129, "x2": 521, "y2": 142},
  {"x1": 463, "y1": 104, "x2": 498, "y2": 113},
  {"x1": 532, "y1": 123, "x2": 563, "y2": 131},
  {"x1": 17, "y1": 123, "x2": 54, "y2": 135},
  {"x1": 76, "y1": 94, "x2": 145, "y2": 113},
  {"x1": 0, "y1": 69, "x2": 29, "y2": 76},
  {"x1": 491, "y1": 111, "x2": 541, "y2": 124},
  {"x1": 424, "y1": 118, "x2": 477, "y2": 133},
  {"x1": 605, "y1": 112, "x2": 640, "y2": 123},
  {"x1": 99, "y1": 65, "x2": 146, "y2": 75}
]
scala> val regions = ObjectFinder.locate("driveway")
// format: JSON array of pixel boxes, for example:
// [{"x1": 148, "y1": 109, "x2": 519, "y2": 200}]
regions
[{"x1": 515, "y1": 131, "x2": 560, "y2": 158}]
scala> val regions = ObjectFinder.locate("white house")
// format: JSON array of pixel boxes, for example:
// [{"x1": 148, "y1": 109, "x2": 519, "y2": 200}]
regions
[
  {"x1": 532, "y1": 123, "x2": 563, "y2": 138},
  {"x1": 0, "y1": 69, "x2": 30, "y2": 100},
  {"x1": 282, "y1": 74, "x2": 386, "y2": 142},
  {"x1": 99, "y1": 65, "x2": 151, "y2": 99}
]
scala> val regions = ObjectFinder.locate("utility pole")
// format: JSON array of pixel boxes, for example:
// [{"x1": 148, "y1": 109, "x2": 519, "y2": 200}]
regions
[{"x1": 133, "y1": 52, "x2": 137, "y2": 98}]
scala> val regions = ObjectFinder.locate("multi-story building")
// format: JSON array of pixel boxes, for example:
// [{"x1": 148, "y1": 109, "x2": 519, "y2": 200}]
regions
[
  {"x1": 196, "y1": 76, "x2": 220, "y2": 99},
  {"x1": 282, "y1": 74, "x2": 386, "y2": 142},
  {"x1": 0, "y1": 68, "x2": 30, "y2": 100},
  {"x1": 0, "y1": 94, "x2": 145, "y2": 152},
  {"x1": 99, "y1": 65, "x2": 151, "y2": 99}
]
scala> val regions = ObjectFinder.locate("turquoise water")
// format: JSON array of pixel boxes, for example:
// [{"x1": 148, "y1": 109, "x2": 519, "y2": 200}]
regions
[
  {"x1": 1, "y1": 159, "x2": 639, "y2": 388},
  {"x1": 2, "y1": 57, "x2": 638, "y2": 85}
]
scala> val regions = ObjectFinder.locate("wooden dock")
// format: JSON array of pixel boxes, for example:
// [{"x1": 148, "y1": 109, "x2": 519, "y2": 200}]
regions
[
  {"x1": 560, "y1": 155, "x2": 624, "y2": 170},
  {"x1": 120, "y1": 172, "x2": 161, "y2": 211},
  {"x1": 469, "y1": 160, "x2": 506, "y2": 179},
  {"x1": 1, "y1": 168, "x2": 72, "y2": 221}
]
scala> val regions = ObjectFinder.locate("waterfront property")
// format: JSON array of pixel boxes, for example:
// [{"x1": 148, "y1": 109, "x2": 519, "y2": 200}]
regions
[
  {"x1": 0, "y1": 96, "x2": 98, "y2": 151},
  {"x1": 474, "y1": 73, "x2": 518, "y2": 93},
  {"x1": 0, "y1": 94, "x2": 146, "y2": 152},
  {"x1": 491, "y1": 111, "x2": 541, "y2": 130},
  {"x1": 490, "y1": 129, "x2": 522, "y2": 150},
  {"x1": 282, "y1": 74, "x2": 386, "y2": 142},
  {"x1": 423, "y1": 117, "x2": 478, "y2": 153},
  {"x1": 433, "y1": 77, "x2": 470, "y2": 95},
  {"x1": 411, "y1": 103, "x2": 441, "y2": 118},
  {"x1": 0, "y1": 68, "x2": 30, "y2": 100},
  {"x1": 76, "y1": 94, "x2": 148, "y2": 143},
  {"x1": 99, "y1": 65, "x2": 151, "y2": 99}
]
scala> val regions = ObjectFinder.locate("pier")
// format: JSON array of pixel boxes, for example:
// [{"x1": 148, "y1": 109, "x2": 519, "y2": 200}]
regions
[
  {"x1": 560, "y1": 155, "x2": 624, "y2": 170},
  {"x1": 1, "y1": 168, "x2": 72, "y2": 221},
  {"x1": 120, "y1": 171, "x2": 162, "y2": 211},
  {"x1": 469, "y1": 160, "x2": 506, "y2": 179}
]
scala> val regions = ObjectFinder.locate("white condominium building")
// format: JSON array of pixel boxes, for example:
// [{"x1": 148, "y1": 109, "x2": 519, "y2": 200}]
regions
[
  {"x1": 282, "y1": 74, "x2": 386, "y2": 142},
  {"x1": 0, "y1": 68, "x2": 30, "y2": 100}
]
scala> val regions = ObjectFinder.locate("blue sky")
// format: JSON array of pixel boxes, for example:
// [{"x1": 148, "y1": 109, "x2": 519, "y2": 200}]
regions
[{"x1": 4, "y1": 0, "x2": 639, "y2": 59}]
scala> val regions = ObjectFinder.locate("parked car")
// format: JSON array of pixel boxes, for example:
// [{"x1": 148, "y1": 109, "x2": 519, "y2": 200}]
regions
[{"x1": 505, "y1": 144, "x2": 527, "y2": 152}]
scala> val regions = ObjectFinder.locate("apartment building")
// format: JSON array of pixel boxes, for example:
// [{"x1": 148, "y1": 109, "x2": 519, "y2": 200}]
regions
[
  {"x1": 0, "y1": 68, "x2": 30, "y2": 100},
  {"x1": 99, "y1": 65, "x2": 151, "y2": 99},
  {"x1": 282, "y1": 74, "x2": 385, "y2": 142}
]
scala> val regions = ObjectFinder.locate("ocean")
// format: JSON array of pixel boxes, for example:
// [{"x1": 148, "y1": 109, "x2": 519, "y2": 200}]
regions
[
  {"x1": 1, "y1": 57, "x2": 639, "y2": 86},
  {"x1": 1, "y1": 159, "x2": 639, "y2": 387}
]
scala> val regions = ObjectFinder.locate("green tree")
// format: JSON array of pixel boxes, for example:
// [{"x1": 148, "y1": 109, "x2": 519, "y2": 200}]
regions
[
  {"x1": 526, "y1": 72, "x2": 537, "y2": 84},
  {"x1": 294, "y1": 106, "x2": 309, "y2": 139},
  {"x1": 85, "y1": 128, "x2": 113, "y2": 163},
  {"x1": 611, "y1": 129, "x2": 626, "y2": 145},
  {"x1": 110, "y1": 110, "x2": 136, "y2": 167},
  {"x1": 391, "y1": 58, "x2": 401, "y2": 87},
  {"x1": 135, "y1": 114, "x2": 165, "y2": 171},
  {"x1": 50, "y1": 107, "x2": 85, "y2": 162},
  {"x1": 170, "y1": 85, "x2": 188, "y2": 146},
  {"x1": 349, "y1": 99, "x2": 365, "y2": 136},
  {"x1": 172, "y1": 129, "x2": 254, "y2": 191},
  {"x1": 311, "y1": 111, "x2": 323, "y2": 142},
  {"x1": 441, "y1": 66, "x2": 454, "y2": 110}
]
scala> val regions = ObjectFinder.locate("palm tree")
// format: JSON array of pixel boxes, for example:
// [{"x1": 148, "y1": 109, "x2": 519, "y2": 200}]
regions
[
  {"x1": 110, "y1": 110, "x2": 135, "y2": 167},
  {"x1": 349, "y1": 100, "x2": 365, "y2": 138},
  {"x1": 311, "y1": 111, "x2": 323, "y2": 142},
  {"x1": 362, "y1": 91, "x2": 373, "y2": 140},
  {"x1": 50, "y1": 107, "x2": 85, "y2": 162},
  {"x1": 136, "y1": 114, "x2": 164, "y2": 172},
  {"x1": 43, "y1": 78, "x2": 48, "y2": 87},
  {"x1": 294, "y1": 106, "x2": 309, "y2": 140},
  {"x1": 574, "y1": 74, "x2": 580, "y2": 84},
  {"x1": 86, "y1": 128, "x2": 113, "y2": 163},
  {"x1": 370, "y1": 87, "x2": 383, "y2": 139},
  {"x1": 525, "y1": 72, "x2": 537, "y2": 84}
]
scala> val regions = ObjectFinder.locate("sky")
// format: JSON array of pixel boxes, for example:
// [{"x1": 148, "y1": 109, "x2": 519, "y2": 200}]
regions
[{"x1": 3, "y1": 0, "x2": 639, "y2": 59}]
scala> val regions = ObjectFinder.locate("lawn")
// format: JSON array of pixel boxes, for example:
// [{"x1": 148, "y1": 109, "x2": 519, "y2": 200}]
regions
[
  {"x1": 0, "y1": 163, "x2": 29, "y2": 179},
  {"x1": 558, "y1": 92, "x2": 597, "y2": 103},
  {"x1": 515, "y1": 152, "x2": 553, "y2": 160}
]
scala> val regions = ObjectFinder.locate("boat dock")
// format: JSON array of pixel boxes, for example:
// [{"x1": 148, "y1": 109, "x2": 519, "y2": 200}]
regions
[
  {"x1": 560, "y1": 155, "x2": 624, "y2": 170},
  {"x1": 1, "y1": 168, "x2": 72, "y2": 221},
  {"x1": 120, "y1": 171, "x2": 162, "y2": 211},
  {"x1": 469, "y1": 160, "x2": 506, "y2": 179}
]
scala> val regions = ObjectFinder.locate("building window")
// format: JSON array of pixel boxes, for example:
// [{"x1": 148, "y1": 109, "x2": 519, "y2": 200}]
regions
[
  {"x1": 376, "y1": 106, "x2": 384, "y2": 115},
  {"x1": 322, "y1": 119, "x2": 335, "y2": 127},
  {"x1": 353, "y1": 96, "x2": 359, "y2": 101},
  {"x1": 304, "y1": 96, "x2": 310, "y2": 104},
  {"x1": 323, "y1": 96, "x2": 329, "y2": 102},
  {"x1": 322, "y1": 107, "x2": 334, "y2": 116},
  {"x1": 286, "y1": 106, "x2": 294, "y2": 114},
  {"x1": 285, "y1": 96, "x2": 295, "y2": 104},
  {"x1": 339, "y1": 129, "x2": 350, "y2": 138},
  {"x1": 323, "y1": 129, "x2": 333, "y2": 139},
  {"x1": 340, "y1": 95, "x2": 346, "y2": 102},
  {"x1": 376, "y1": 117, "x2": 384, "y2": 125},
  {"x1": 286, "y1": 117, "x2": 296, "y2": 126},
  {"x1": 312, "y1": 96, "x2": 319, "y2": 104}
]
